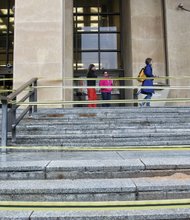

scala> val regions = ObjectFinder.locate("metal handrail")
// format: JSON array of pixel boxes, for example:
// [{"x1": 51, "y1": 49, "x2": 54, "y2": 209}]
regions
[{"x1": 0, "y1": 78, "x2": 38, "y2": 151}]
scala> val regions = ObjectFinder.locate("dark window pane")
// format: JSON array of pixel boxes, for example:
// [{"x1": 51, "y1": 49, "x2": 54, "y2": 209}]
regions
[
  {"x1": 0, "y1": 1, "x2": 8, "y2": 16},
  {"x1": 76, "y1": 33, "x2": 98, "y2": 50},
  {"x1": 99, "y1": 0, "x2": 120, "y2": 13},
  {"x1": 100, "y1": 52, "x2": 120, "y2": 69},
  {"x1": 0, "y1": 35, "x2": 7, "y2": 49},
  {"x1": 9, "y1": 36, "x2": 14, "y2": 49},
  {"x1": 78, "y1": 52, "x2": 98, "y2": 70},
  {"x1": 74, "y1": 0, "x2": 99, "y2": 13},
  {"x1": 9, "y1": 17, "x2": 14, "y2": 33},
  {"x1": 0, "y1": 17, "x2": 8, "y2": 35},
  {"x1": 9, "y1": 0, "x2": 15, "y2": 15},
  {"x1": 100, "y1": 33, "x2": 120, "y2": 50},
  {"x1": 100, "y1": 15, "x2": 120, "y2": 32},
  {"x1": 0, "y1": 53, "x2": 6, "y2": 66}
]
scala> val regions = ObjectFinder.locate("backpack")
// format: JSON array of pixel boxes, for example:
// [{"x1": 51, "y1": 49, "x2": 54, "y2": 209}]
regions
[{"x1": 137, "y1": 68, "x2": 146, "y2": 82}]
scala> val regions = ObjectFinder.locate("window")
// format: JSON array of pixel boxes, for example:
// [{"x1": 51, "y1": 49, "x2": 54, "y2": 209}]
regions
[
  {"x1": 73, "y1": 0, "x2": 121, "y2": 70},
  {"x1": 0, "y1": 0, "x2": 14, "y2": 66}
]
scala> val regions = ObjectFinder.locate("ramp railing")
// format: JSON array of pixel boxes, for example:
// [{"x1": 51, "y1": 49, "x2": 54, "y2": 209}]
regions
[{"x1": 0, "y1": 78, "x2": 38, "y2": 151}]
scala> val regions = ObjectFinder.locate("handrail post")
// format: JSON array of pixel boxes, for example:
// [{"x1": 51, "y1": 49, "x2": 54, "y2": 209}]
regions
[
  {"x1": 1, "y1": 99, "x2": 8, "y2": 151},
  {"x1": 29, "y1": 79, "x2": 37, "y2": 114},
  {"x1": 11, "y1": 100, "x2": 17, "y2": 143},
  {"x1": 29, "y1": 85, "x2": 33, "y2": 116},
  {"x1": 34, "y1": 79, "x2": 37, "y2": 112}
]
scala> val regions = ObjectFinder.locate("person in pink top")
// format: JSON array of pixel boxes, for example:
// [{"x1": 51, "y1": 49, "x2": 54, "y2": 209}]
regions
[{"x1": 99, "y1": 71, "x2": 113, "y2": 107}]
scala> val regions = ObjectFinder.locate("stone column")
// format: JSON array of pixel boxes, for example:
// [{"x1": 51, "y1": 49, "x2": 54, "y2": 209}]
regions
[
  {"x1": 121, "y1": 0, "x2": 133, "y2": 103},
  {"x1": 62, "y1": 0, "x2": 73, "y2": 108},
  {"x1": 164, "y1": 0, "x2": 190, "y2": 106},
  {"x1": 14, "y1": 0, "x2": 73, "y2": 108},
  {"x1": 130, "y1": 0, "x2": 166, "y2": 78}
]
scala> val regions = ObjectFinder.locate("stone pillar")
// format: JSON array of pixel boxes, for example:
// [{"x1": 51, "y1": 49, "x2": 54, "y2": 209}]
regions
[
  {"x1": 164, "y1": 0, "x2": 190, "y2": 106},
  {"x1": 62, "y1": 0, "x2": 73, "y2": 108},
  {"x1": 14, "y1": 0, "x2": 73, "y2": 108},
  {"x1": 121, "y1": 0, "x2": 133, "y2": 103},
  {"x1": 130, "y1": 0, "x2": 166, "y2": 77}
]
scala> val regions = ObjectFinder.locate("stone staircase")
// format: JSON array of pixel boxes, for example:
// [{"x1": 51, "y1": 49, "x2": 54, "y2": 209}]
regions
[
  {"x1": 0, "y1": 107, "x2": 190, "y2": 219},
  {"x1": 6, "y1": 107, "x2": 190, "y2": 148}
]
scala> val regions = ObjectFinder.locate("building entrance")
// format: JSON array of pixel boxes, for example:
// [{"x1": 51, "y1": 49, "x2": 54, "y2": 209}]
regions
[{"x1": 73, "y1": 0, "x2": 124, "y2": 105}]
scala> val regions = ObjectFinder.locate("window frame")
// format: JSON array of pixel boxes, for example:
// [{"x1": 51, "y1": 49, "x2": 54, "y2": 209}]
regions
[
  {"x1": 0, "y1": 0, "x2": 14, "y2": 66},
  {"x1": 73, "y1": 0, "x2": 122, "y2": 71}
]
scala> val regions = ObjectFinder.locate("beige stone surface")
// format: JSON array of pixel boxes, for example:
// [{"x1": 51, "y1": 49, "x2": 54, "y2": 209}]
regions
[
  {"x1": 62, "y1": 0, "x2": 73, "y2": 108},
  {"x1": 130, "y1": 0, "x2": 166, "y2": 79},
  {"x1": 164, "y1": 0, "x2": 190, "y2": 105},
  {"x1": 14, "y1": 0, "x2": 73, "y2": 108}
]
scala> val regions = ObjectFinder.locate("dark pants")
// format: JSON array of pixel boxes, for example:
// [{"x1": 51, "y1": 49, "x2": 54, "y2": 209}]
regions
[
  {"x1": 143, "y1": 93, "x2": 153, "y2": 106},
  {"x1": 101, "y1": 92, "x2": 111, "y2": 107}
]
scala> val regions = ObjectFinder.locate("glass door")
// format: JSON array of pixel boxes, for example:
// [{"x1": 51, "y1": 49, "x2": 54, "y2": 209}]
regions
[{"x1": 73, "y1": 0, "x2": 124, "y2": 106}]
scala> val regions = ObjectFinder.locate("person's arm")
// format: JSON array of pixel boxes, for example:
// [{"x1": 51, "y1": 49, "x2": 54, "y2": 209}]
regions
[{"x1": 144, "y1": 65, "x2": 154, "y2": 77}]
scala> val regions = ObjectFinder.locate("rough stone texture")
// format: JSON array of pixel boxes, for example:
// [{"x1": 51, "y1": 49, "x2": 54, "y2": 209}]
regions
[
  {"x1": 0, "y1": 209, "x2": 190, "y2": 219},
  {"x1": 0, "y1": 179, "x2": 135, "y2": 201},
  {"x1": 0, "y1": 211, "x2": 32, "y2": 220},
  {"x1": 29, "y1": 208, "x2": 190, "y2": 220},
  {"x1": 47, "y1": 159, "x2": 144, "y2": 171},
  {"x1": 0, "y1": 176, "x2": 190, "y2": 201},
  {"x1": 0, "y1": 160, "x2": 49, "y2": 180},
  {"x1": 0, "y1": 160, "x2": 49, "y2": 171},
  {"x1": 46, "y1": 159, "x2": 144, "y2": 179},
  {"x1": 133, "y1": 176, "x2": 190, "y2": 200},
  {"x1": 141, "y1": 157, "x2": 190, "y2": 170},
  {"x1": 0, "y1": 158, "x2": 190, "y2": 180}
]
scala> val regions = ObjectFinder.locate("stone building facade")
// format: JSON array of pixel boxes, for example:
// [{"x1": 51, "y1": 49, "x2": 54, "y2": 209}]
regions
[{"x1": 2, "y1": 0, "x2": 190, "y2": 107}]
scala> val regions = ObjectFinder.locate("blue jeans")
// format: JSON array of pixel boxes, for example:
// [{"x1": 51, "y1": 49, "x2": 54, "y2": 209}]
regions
[
  {"x1": 143, "y1": 93, "x2": 152, "y2": 106},
  {"x1": 101, "y1": 92, "x2": 111, "y2": 107}
]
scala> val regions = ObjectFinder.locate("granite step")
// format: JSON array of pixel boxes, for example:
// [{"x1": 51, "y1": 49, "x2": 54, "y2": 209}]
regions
[
  {"x1": 16, "y1": 123, "x2": 190, "y2": 130},
  {"x1": 32, "y1": 107, "x2": 190, "y2": 114},
  {"x1": 1, "y1": 208, "x2": 190, "y2": 220},
  {"x1": 12, "y1": 136, "x2": 190, "y2": 147},
  {"x1": 13, "y1": 130, "x2": 190, "y2": 138},
  {"x1": 0, "y1": 157, "x2": 190, "y2": 180},
  {"x1": 19, "y1": 116, "x2": 190, "y2": 123},
  {"x1": 2, "y1": 106, "x2": 190, "y2": 148},
  {"x1": 0, "y1": 174, "x2": 190, "y2": 201}
]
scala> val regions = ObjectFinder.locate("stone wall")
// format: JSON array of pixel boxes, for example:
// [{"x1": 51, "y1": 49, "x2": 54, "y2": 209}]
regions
[{"x1": 13, "y1": 0, "x2": 190, "y2": 107}]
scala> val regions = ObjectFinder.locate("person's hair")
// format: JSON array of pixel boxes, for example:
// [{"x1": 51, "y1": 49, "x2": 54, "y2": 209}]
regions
[
  {"x1": 88, "y1": 64, "x2": 95, "y2": 72},
  {"x1": 145, "y1": 58, "x2": 152, "y2": 65}
]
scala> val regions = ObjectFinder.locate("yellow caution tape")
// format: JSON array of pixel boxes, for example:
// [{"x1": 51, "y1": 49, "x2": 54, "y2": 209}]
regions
[
  {"x1": 0, "y1": 90, "x2": 13, "y2": 93},
  {"x1": 1, "y1": 199, "x2": 190, "y2": 207},
  {"x1": 9, "y1": 97, "x2": 190, "y2": 106},
  {"x1": 39, "y1": 76, "x2": 190, "y2": 81},
  {"x1": 0, "y1": 199, "x2": 190, "y2": 211},
  {"x1": 0, "y1": 78, "x2": 13, "y2": 81},
  {"x1": 0, "y1": 76, "x2": 190, "y2": 82},
  {"x1": 33, "y1": 85, "x2": 190, "y2": 89}
]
